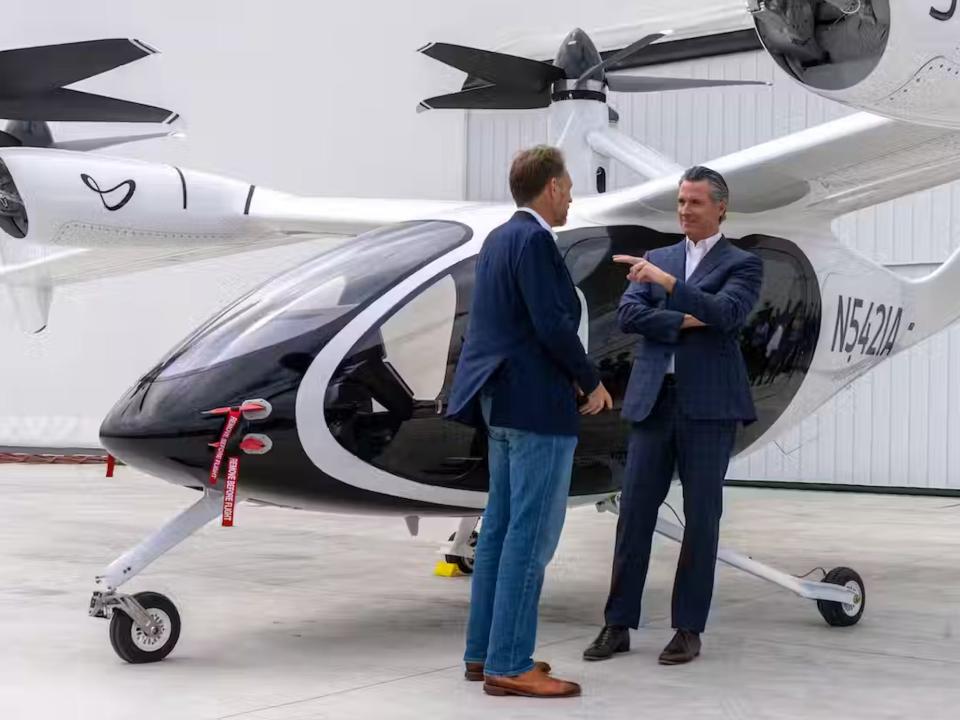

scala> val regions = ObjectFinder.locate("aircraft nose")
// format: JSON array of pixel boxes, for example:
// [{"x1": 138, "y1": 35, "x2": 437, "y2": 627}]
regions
[
  {"x1": 99, "y1": 367, "x2": 247, "y2": 488},
  {"x1": 101, "y1": 220, "x2": 472, "y2": 487},
  {"x1": 98, "y1": 301, "x2": 345, "y2": 488}
]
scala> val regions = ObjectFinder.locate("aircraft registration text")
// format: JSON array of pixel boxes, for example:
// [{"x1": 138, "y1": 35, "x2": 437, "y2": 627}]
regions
[{"x1": 830, "y1": 295, "x2": 904, "y2": 361}]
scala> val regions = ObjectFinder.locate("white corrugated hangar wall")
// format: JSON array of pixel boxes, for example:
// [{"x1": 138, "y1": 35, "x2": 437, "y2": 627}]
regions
[{"x1": 464, "y1": 38, "x2": 960, "y2": 493}]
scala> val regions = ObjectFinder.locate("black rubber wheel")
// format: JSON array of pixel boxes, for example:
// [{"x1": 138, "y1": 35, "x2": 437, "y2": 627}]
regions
[
  {"x1": 816, "y1": 567, "x2": 865, "y2": 627},
  {"x1": 109, "y1": 591, "x2": 181, "y2": 664},
  {"x1": 445, "y1": 530, "x2": 479, "y2": 575}
]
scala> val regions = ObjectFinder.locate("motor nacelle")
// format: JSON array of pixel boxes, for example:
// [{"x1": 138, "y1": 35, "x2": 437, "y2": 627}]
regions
[
  {"x1": 0, "y1": 147, "x2": 272, "y2": 250},
  {"x1": 751, "y1": 0, "x2": 960, "y2": 128}
]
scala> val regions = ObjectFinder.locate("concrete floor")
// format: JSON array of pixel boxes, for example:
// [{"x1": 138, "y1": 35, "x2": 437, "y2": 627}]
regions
[{"x1": 1, "y1": 466, "x2": 959, "y2": 719}]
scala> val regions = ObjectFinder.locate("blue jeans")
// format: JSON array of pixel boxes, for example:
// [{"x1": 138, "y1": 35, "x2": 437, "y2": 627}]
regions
[{"x1": 463, "y1": 395, "x2": 578, "y2": 677}]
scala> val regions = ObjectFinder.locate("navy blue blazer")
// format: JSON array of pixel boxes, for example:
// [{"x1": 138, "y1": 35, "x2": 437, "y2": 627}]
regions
[
  {"x1": 446, "y1": 211, "x2": 600, "y2": 436},
  {"x1": 620, "y1": 237, "x2": 762, "y2": 424}
]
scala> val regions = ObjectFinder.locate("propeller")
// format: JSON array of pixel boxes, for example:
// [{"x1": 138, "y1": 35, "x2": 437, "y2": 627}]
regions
[
  {"x1": 576, "y1": 32, "x2": 668, "y2": 83},
  {"x1": 0, "y1": 88, "x2": 175, "y2": 124},
  {"x1": 418, "y1": 42, "x2": 563, "y2": 111},
  {"x1": 0, "y1": 38, "x2": 182, "y2": 152},
  {"x1": 0, "y1": 122, "x2": 182, "y2": 152},
  {"x1": 418, "y1": 27, "x2": 767, "y2": 112},
  {"x1": 0, "y1": 39, "x2": 177, "y2": 123}
]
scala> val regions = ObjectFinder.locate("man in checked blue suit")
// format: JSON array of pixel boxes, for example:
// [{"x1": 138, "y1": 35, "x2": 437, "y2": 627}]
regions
[
  {"x1": 583, "y1": 166, "x2": 763, "y2": 666},
  {"x1": 447, "y1": 146, "x2": 613, "y2": 698}
]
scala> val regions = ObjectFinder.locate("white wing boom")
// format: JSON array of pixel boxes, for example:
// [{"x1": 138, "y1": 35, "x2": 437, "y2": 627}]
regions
[{"x1": 578, "y1": 112, "x2": 960, "y2": 225}]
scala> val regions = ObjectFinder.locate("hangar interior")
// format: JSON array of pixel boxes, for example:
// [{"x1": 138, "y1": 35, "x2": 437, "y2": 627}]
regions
[{"x1": 3, "y1": 4, "x2": 960, "y2": 719}]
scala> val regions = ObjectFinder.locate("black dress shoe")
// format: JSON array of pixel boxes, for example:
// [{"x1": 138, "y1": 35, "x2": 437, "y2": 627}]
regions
[
  {"x1": 658, "y1": 629, "x2": 701, "y2": 665},
  {"x1": 583, "y1": 625, "x2": 630, "y2": 661}
]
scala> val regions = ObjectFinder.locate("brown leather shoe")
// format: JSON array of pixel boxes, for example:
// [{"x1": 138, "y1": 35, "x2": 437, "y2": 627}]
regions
[
  {"x1": 483, "y1": 666, "x2": 581, "y2": 698},
  {"x1": 465, "y1": 660, "x2": 551, "y2": 681},
  {"x1": 658, "y1": 629, "x2": 701, "y2": 665}
]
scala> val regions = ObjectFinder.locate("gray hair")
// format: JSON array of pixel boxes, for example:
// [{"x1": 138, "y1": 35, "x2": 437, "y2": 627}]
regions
[{"x1": 680, "y1": 165, "x2": 729, "y2": 222}]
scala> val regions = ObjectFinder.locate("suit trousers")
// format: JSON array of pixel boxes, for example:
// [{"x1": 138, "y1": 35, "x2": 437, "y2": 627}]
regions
[{"x1": 604, "y1": 379, "x2": 737, "y2": 633}]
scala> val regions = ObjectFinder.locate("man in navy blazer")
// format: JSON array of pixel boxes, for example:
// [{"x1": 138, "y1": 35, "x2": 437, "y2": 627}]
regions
[
  {"x1": 447, "y1": 146, "x2": 612, "y2": 698},
  {"x1": 583, "y1": 166, "x2": 763, "y2": 666}
]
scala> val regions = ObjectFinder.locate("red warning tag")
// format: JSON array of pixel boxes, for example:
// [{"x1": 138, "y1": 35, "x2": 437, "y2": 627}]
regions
[
  {"x1": 222, "y1": 456, "x2": 239, "y2": 527},
  {"x1": 209, "y1": 409, "x2": 242, "y2": 485}
]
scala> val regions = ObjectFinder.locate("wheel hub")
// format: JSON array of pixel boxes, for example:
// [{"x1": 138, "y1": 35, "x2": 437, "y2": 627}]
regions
[
  {"x1": 841, "y1": 580, "x2": 863, "y2": 616},
  {"x1": 131, "y1": 608, "x2": 171, "y2": 651}
]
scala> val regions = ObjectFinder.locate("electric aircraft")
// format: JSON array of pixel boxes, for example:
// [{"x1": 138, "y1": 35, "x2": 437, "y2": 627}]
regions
[{"x1": 0, "y1": 1, "x2": 955, "y2": 663}]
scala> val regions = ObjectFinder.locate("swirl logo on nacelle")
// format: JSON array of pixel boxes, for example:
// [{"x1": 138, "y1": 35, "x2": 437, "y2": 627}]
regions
[
  {"x1": 931, "y1": 0, "x2": 957, "y2": 21},
  {"x1": 80, "y1": 173, "x2": 137, "y2": 212}
]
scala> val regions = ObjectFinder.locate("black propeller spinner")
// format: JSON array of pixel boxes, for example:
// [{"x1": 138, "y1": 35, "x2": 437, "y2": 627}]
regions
[
  {"x1": 418, "y1": 27, "x2": 766, "y2": 112},
  {"x1": 0, "y1": 38, "x2": 179, "y2": 149}
]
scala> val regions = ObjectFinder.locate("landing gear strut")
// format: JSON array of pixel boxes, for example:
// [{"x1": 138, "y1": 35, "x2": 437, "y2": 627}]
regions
[
  {"x1": 595, "y1": 493, "x2": 866, "y2": 627},
  {"x1": 89, "y1": 489, "x2": 223, "y2": 663},
  {"x1": 444, "y1": 516, "x2": 480, "y2": 574}
]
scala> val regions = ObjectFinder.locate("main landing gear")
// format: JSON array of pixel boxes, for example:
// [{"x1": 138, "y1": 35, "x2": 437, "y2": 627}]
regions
[
  {"x1": 89, "y1": 489, "x2": 223, "y2": 663},
  {"x1": 443, "y1": 516, "x2": 480, "y2": 574},
  {"x1": 594, "y1": 493, "x2": 865, "y2": 628}
]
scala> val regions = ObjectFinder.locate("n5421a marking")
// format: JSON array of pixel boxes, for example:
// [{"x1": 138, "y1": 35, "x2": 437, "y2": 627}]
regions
[{"x1": 831, "y1": 295, "x2": 904, "y2": 362}]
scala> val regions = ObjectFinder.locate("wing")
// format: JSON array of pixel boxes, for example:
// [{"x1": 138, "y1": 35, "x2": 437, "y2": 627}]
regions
[
  {"x1": 249, "y1": 190, "x2": 484, "y2": 236},
  {"x1": 0, "y1": 147, "x2": 485, "y2": 331},
  {"x1": 0, "y1": 233, "x2": 351, "y2": 333},
  {"x1": 577, "y1": 112, "x2": 960, "y2": 224},
  {"x1": 0, "y1": 234, "x2": 345, "y2": 287}
]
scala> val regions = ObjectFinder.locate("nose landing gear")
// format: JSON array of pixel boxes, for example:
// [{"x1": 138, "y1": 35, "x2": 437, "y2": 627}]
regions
[
  {"x1": 89, "y1": 489, "x2": 222, "y2": 663},
  {"x1": 90, "y1": 590, "x2": 182, "y2": 663}
]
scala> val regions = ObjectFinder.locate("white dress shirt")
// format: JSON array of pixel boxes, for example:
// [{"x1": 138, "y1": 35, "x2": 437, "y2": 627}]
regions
[
  {"x1": 519, "y1": 207, "x2": 557, "y2": 240},
  {"x1": 667, "y1": 232, "x2": 723, "y2": 374}
]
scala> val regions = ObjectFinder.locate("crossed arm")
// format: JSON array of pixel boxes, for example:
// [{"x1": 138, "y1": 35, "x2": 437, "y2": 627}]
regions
[{"x1": 614, "y1": 252, "x2": 763, "y2": 340}]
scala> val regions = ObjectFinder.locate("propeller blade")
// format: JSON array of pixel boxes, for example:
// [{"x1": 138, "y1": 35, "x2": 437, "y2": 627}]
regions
[
  {"x1": 418, "y1": 84, "x2": 551, "y2": 112},
  {"x1": 51, "y1": 130, "x2": 181, "y2": 152},
  {"x1": 606, "y1": 75, "x2": 770, "y2": 92},
  {"x1": 0, "y1": 88, "x2": 177, "y2": 123},
  {"x1": 578, "y1": 32, "x2": 667, "y2": 83},
  {"x1": 0, "y1": 39, "x2": 157, "y2": 97},
  {"x1": 419, "y1": 42, "x2": 563, "y2": 92}
]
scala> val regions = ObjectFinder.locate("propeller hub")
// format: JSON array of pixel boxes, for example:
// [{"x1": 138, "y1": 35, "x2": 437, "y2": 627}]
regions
[
  {"x1": 554, "y1": 28, "x2": 604, "y2": 82},
  {"x1": 550, "y1": 79, "x2": 607, "y2": 104}
]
